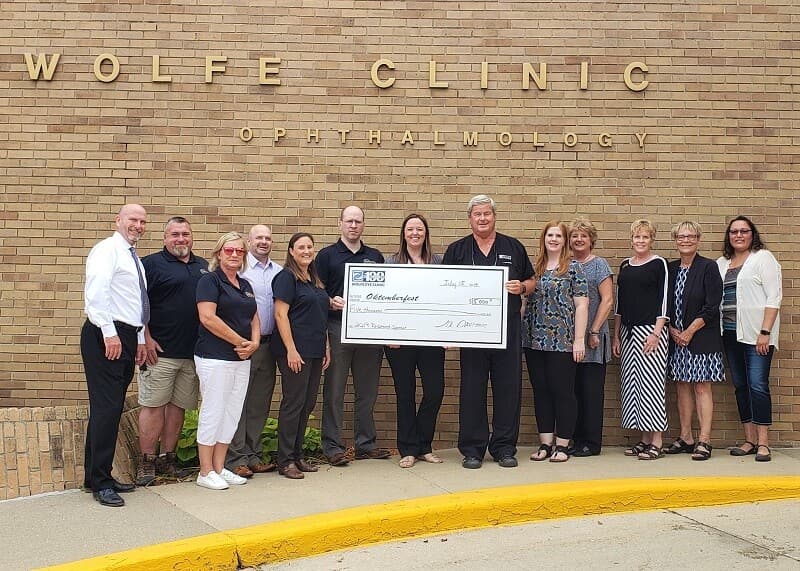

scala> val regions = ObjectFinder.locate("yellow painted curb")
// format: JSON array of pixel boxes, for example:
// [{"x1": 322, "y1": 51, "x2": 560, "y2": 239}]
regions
[{"x1": 40, "y1": 476, "x2": 800, "y2": 571}]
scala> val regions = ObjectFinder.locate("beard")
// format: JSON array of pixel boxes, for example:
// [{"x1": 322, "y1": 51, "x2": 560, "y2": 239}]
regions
[{"x1": 170, "y1": 245, "x2": 190, "y2": 258}]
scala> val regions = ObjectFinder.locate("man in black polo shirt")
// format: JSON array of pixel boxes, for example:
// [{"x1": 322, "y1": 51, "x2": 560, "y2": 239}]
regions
[
  {"x1": 442, "y1": 195, "x2": 536, "y2": 469},
  {"x1": 316, "y1": 205, "x2": 389, "y2": 466},
  {"x1": 136, "y1": 217, "x2": 208, "y2": 485}
]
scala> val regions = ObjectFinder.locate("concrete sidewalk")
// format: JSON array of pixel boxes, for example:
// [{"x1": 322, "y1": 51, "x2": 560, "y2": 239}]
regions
[{"x1": 2, "y1": 447, "x2": 799, "y2": 570}]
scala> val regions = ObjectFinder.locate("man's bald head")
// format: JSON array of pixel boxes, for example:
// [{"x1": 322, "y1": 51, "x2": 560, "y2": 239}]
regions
[
  {"x1": 248, "y1": 224, "x2": 273, "y2": 263},
  {"x1": 115, "y1": 204, "x2": 147, "y2": 245}
]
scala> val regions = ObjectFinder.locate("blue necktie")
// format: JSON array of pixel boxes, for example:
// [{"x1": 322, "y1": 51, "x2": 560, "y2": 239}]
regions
[{"x1": 129, "y1": 247, "x2": 150, "y2": 325}]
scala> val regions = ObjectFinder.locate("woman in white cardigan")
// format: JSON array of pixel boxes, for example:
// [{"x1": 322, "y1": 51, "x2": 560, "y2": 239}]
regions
[{"x1": 717, "y1": 216, "x2": 782, "y2": 462}]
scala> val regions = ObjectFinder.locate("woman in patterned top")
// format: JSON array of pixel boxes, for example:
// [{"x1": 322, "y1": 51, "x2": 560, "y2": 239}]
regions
[
  {"x1": 665, "y1": 221, "x2": 724, "y2": 461},
  {"x1": 568, "y1": 218, "x2": 614, "y2": 457},
  {"x1": 612, "y1": 219, "x2": 669, "y2": 460},
  {"x1": 523, "y1": 221, "x2": 588, "y2": 463},
  {"x1": 717, "y1": 216, "x2": 782, "y2": 462}
]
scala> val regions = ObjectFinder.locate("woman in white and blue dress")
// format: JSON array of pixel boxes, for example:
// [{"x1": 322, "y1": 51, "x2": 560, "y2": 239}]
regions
[
  {"x1": 664, "y1": 221, "x2": 724, "y2": 461},
  {"x1": 612, "y1": 219, "x2": 669, "y2": 460}
]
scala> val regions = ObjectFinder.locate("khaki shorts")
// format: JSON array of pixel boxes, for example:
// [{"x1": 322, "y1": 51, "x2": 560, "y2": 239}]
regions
[{"x1": 138, "y1": 357, "x2": 199, "y2": 410}]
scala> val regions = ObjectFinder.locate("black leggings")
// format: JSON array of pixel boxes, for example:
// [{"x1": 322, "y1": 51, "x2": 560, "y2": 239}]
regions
[{"x1": 525, "y1": 348, "x2": 577, "y2": 441}]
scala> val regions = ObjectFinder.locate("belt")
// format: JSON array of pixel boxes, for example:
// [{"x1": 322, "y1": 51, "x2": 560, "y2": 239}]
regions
[
  {"x1": 260, "y1": 334, "x2": 272, "y2": 343},
  {"x1": 113, "y1": 320, "x2": 143, "y2": 333}
]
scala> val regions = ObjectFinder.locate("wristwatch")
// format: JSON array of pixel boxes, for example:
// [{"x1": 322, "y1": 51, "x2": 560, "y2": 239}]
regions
[
  {"x1": 760, "y1": 329, "x2": 771, "y2": 336},
  {"x1": 520, "y1": 283, "x2": 527, "y2": 295}
]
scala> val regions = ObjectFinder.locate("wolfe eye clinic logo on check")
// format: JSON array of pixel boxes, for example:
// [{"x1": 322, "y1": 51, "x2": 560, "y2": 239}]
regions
[{"x1": 350, "y1": 269, "x2": 386, "y2": 287}]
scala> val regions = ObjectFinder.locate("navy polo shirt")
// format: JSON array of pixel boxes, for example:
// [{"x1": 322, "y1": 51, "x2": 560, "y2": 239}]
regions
[
  {"x1": 194, "y1": 268, "x2": 258, "y2": 361},
  {"x1": 270, "y1": 269, "x2": 330, "y2": 359},
  {"x1": 442, "y1": 232, "x2": 534, "y2": 316},
  {"x1": 142, "y1": 248, "x2": 209, "y2": 359},
  {"x1": 316, "y1": 239, "x2": 384, "y2": 321}
]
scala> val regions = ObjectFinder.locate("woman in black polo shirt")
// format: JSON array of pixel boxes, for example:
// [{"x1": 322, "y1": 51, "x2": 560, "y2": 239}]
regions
[
  {"x1": 272, "y1": 232, "x2": 331, "y2": 479},
  {"x1": 194, "y1": 232, "x2": 260, "y2": 490}
]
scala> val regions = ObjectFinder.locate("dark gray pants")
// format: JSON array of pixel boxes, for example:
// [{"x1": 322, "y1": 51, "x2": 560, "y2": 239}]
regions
[
  {"x1": 322, "y1": 321, "x2": 383, "y2": 456},
  {"x1": 276, "y1": 356, "x2": 323, "y2": 467},
  {"x1": 225, "y1": 342, "x2": 277, "y2": 470}
]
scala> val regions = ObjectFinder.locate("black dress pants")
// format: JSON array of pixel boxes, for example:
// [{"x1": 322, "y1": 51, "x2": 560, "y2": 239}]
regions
[
  {"x1": 525, "y1": 348, "x2": 578, "y2": 441},
  {"x1": 276, "y1": 356, "x2": 323, "y2": 467},
  {"x1": 573, "y1": 361, "x2": 606, "y2": 453},
  {"x1": 458, "y1": 315, "x2": 522, "y2": 460},
  {"x1": 81, "y1": 320, "x2": 137, "y2": 491},
  {"x1": 385, "y1": 346, "x2": 445, "y2": 457}
]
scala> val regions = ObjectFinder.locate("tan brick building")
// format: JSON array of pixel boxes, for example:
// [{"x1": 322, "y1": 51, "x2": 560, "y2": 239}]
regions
[{"x1": 1, "y1": 1, "x2": 798, "y2": 457}]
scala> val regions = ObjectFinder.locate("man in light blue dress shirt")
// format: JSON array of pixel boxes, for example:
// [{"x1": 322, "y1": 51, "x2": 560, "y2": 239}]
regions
[{"x1": 224, "y1": 224, "x2": 283, "y2": 478}]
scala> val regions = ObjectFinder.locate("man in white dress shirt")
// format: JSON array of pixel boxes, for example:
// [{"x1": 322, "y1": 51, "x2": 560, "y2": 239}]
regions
[{"x1": 81, "y1": 204, "x2": 148, "y2": 507}]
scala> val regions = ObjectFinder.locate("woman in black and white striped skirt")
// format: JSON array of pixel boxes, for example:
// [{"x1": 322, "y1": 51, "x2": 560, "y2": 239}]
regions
[{"x1": 612, "y1": 219, "x2": 669, "y2": 460}]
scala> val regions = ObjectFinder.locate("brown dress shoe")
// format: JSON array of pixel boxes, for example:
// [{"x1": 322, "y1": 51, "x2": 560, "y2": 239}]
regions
[
  {"x1": 278, "y1": 462, "x2": 304, "y2": 479},
  {"x1": 296, "y1": 458, "x2": 319, "y2": 473},
  {"x1": 325, "y1": 452, "x2": 350, "y2": 466},
  {"x1": 249, "y1": 462, "x2": 277, "y2": 473},
  {"x1": 232, "y1": 465, "x2": 254, "y2": 479},
  {"x1": 355, "y1": 448, "x2": 391, "y2": 460}
]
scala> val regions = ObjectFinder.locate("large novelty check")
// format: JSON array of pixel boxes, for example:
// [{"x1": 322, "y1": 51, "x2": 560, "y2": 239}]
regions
[{"x1": 341, "y1": 263, "x2": 509, "y2": 349}]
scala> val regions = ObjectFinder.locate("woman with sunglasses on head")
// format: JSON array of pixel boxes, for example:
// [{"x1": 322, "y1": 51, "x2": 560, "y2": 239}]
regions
[
  {"x1": 194, "y1": 232, "x2": 260, "y2": 490},
  {"x1": 524, "y1": 221, "x2": 589, "y2": 463},
  {"x1": 664, "y1": 221, "x2": 724, "y2": 461},
  {"x1": 568, "y1": 218, "x2": 614, "y2": 457},
  {"x1": 385, "y1": 213, "x2": 446, "y2": 469},
  {"x1": 272, "y1": 233, "x2": 331, "y2": 479},
  {"x1": 718, "y1": 216, "x2": 782, "y2": 462}
]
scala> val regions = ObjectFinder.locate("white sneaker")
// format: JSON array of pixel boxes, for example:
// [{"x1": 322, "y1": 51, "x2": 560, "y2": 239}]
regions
[
  {"x1": 219, "y1": 468, "x2": 248, "y2": 485},
  {"x1": 196, "y1": 470, "x2": 229, "y2": 490}
]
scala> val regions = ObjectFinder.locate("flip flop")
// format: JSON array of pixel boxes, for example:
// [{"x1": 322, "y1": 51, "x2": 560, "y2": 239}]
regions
[{"x1": 418, "y1": 453, "x2": 443, "y2": 464}]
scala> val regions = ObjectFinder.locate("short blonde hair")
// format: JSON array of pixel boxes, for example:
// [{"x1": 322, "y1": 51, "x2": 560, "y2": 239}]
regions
[
  {"x1": 569, "y1": 217, "x2": 598, "y2": 249},
  {"x1": 671, "y1": 220, "x2": 702, "y2": 240},
  {"x1": 208, "y1": 231, "x2": 246, "y2": 271},
  {"x1": 630, "y1": 219, "x2": 656, "y2": 239}
]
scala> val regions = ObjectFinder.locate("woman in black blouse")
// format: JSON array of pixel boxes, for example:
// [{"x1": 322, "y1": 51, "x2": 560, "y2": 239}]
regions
[
  {"x1": 612, "y1": 220, "x2": 669, "y2": 460},
  {"x1": 272, "y1": 232, "x2": 331, "y2": 479}
]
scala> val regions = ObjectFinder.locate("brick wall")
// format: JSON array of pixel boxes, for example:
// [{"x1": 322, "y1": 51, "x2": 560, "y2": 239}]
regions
[{"x1": 0, "y1": 1, "x2": 797, "y2": 448}]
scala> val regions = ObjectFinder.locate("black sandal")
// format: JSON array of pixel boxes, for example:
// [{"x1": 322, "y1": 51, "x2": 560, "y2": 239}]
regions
[
  {"x1": 530, "y1": 443, "x2": 552, "y2": 462},
  {"x1": 729, "y1": 441, "x2": 757, "y2": 456},
  {"x1": 549, "y1": 445, "x2": 570, "y2": 463},
  {"x1": 638, "y1": 444, "x2": 665, "y2": 460},
  {"x1": 755, "y1": 445, "x2": 772, "y2": 462},
  {"x1": 624, "y1": 441, "x2": 647, "y2": 457},
  {"x1": 691, "y1": 441, "x2": 712, "y2": 461},
  {"x1": 665, "y1": 438, "x2": 695, "y2": 455}
]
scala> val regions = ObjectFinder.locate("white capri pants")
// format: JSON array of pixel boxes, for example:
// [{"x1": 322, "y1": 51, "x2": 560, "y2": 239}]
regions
[{"x1": 194, "y1": 356, "x2": 251, "y2": 446}]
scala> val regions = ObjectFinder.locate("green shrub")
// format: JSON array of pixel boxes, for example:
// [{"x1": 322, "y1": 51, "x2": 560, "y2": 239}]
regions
[{"x1": 176, "y1": 410, "x2": 322, "y2": 465}]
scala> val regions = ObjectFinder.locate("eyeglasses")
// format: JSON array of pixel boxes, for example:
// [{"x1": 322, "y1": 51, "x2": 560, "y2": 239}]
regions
[
  {"x1": 728, "y1": 229, "x2": 752, "y2": 236},
  {"x1": 676, "y1": 234, "x2": 699, "y2": 241},
  {"x1": 222, "y1": 246, "x2": 246, "y2": 256}
]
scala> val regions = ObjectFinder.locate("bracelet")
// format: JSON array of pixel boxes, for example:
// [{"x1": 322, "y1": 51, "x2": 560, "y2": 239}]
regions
[
  {"x1": 759, "y1": 329, "x2": 771, "y2": 336},
  {"x1": 589, "y1": 331, "x2": 600, "y2": 335}
]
